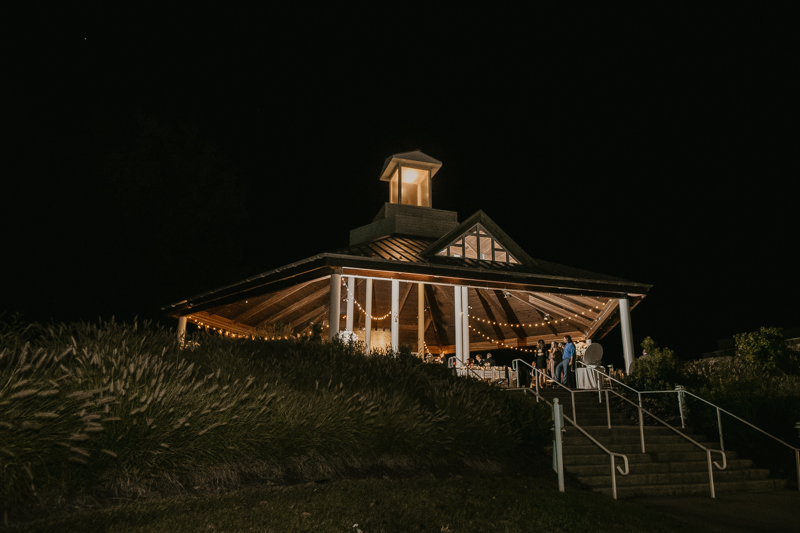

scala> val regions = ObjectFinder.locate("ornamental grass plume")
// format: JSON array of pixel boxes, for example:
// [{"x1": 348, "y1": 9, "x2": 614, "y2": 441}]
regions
[{"x1": 1, "y1": 317, "x2": 550, "y2": 524}]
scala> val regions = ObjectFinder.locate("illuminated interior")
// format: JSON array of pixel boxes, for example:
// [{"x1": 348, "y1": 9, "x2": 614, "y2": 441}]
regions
[
  {"x1": 436, "y1": 224, "x2": 519, "y2": 264},
  {"x1": 389, "y1": 166, "x2": 431, "y2": 207}
]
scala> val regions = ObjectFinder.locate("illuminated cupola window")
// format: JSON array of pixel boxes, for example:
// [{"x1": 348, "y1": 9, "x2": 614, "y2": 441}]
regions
[
  {"x1": 436, "y1": 223, "x2": 519, "y2": 264},
  {"x1": 379, "y1": 150, "x2": 442, "y2": 208}
]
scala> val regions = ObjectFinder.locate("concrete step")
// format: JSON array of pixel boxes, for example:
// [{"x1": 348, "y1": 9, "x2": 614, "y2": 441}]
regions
[
  {"x1": 594, "y1": 478, "x2": 787, "y2": 498},
  {"x1": 531, "y1": 387, "x2": 786, "y2": 498},
  {"x1": 575, "y1": 467, "x2": 774, "y2": 488}
]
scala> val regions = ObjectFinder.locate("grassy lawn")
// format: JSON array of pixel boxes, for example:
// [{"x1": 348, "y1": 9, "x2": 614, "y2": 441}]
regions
[{"x1": 7, "y1": 473, "x2": 698, "y2": 533}]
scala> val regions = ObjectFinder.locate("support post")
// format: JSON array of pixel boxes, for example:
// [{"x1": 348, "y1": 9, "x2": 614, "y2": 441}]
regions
[
  {"x1": 177, "y1": 316, "x2": 187, "y2": 347},
  {"x1": 461, "y1": 286, "x2": 469, "y2": 360},
  {"x1": 391, "y1": 279, "x2": 399, "y2": 354},
  {"x1": 417, "y1": 282, "x2": 425, "y2": 358},
  {"x1": 397, "y1": 166, "x2": 403, "y2": 205},
  {"x1": 329, "y1": 271, "x2": 341, "y2": 340},
  {"x1": 345, "y1": 276, "x2": 355, "y2": 333},
  {"x1": 454, "y1": 285, "x2": 463, "y2": 364},
  {"x1": 553, "y1": 399, "x2": 565, "y2": 492},
  {"x1": 365, "y1": 278, "x2": 373, "y2": 353},
  {"x1": 618, "y1": 297, "x2": 635, "y2": 374}
]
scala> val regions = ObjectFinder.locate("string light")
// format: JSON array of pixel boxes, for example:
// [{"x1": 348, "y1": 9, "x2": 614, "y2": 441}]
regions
[
  {"x1": 470, "y1": 315, "x2": 573, "y2": 327},
  {"x1": 341, "y1": 279, "x2": 392, "y2": 321},
  {"x1": 468, "y1": 324, "x2": 535, "y2": 353},
  {"x1": 186, "y1": 316, "x2": 314, "y2": 341}
]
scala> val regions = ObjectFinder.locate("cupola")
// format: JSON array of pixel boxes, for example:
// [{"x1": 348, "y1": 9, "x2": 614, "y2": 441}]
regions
[{"x1": 379, "y1": 150, "x2": 442, "y2": 208}]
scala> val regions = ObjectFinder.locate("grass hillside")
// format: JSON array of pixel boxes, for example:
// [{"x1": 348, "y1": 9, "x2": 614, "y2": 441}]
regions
[{"x1": 0, "y1": 318, "x2": 551, "y2": 525}]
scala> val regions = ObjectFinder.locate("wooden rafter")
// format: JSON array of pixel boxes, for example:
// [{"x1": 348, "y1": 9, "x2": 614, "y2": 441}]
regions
[
  {"x1": 522, "y1": 293, "x2": 592, "y2": 330},
  {"x1": 398, "y1": 282, "x2": 414, "y2": 318},
  {"x1": 255, "y1": 286, "x2": 329, "y2": 327},
  {"x1": 533, "y1": 293, "x2": 595, "y2": 328},
  {"x1": 423, "y1": 290, "x2": 445, "y2": 351},
  {"x1": 583, "y1": 299, "x2": 620, "y2": 339},
  {"x1": 424, "y1": 284, "x2": 450, "y2": 346},
  {"x1": 475, "y1": 289, "x2": 505, "y2": 339},
  {"x1": 296, "y1": 308, "x2": 329, "y2": 335},
  {"x1": 231, "y1": 279, "x2": 318, "y2": 322},
  {"x1": 493, "y1": 289, "x2": 528, "y2": 342},
  {"x1": 289, "y1": 303, "x2": 328, "y2": 332}
]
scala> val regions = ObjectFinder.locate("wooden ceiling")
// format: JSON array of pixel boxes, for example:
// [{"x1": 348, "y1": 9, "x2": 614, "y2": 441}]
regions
[{"x1": 184, "y1": 273, "x2": 643, "y2": 354}]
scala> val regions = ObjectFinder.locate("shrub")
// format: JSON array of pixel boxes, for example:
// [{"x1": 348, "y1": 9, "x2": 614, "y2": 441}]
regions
[{"x1": 734, "y1": 326, "x2": 800, "y2": 375}]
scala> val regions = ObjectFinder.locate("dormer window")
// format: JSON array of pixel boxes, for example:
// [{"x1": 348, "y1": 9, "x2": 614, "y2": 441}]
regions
[{"x1": 435, "y1": 224, "x2": 519, "y2": 264}]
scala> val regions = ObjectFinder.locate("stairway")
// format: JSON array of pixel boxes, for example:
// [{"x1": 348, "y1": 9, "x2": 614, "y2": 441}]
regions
[{"x1": 533, "y1": 388, "x2": 787, "y2": 497}]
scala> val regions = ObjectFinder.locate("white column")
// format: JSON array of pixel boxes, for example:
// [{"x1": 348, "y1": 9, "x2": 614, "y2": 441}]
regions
[
  {"x1": 391, "y1": 279, "x2": 400, "y2": 354},
  {"x1": 619, "y1": 297, "x2": 635, "y2": 374},
  {"x1": 461, "y1": 285, "x2": 470, "y2": 359},
  {"x1": 329, "y1": 272, "x2": 341, "y2": 340},
  {"x1": 365, "y1": 278, "x2": 373, "y2": 353},
  {"x1": 177, "y1": 316, "x2": 187, "y2": 347},
  {"x1": 345, "y1": 276, "x2": 355, "y2": 333},
  {"x1": 454, "y1": 285, "x2": 463, "y2": 364},
  {"x1": 418, "y1": 283, "x2": 425, "y2": 357}
]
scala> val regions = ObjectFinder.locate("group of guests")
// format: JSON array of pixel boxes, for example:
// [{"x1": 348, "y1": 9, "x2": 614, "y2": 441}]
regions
[
  {"x1": 530, "y1": 335, "x2": 576, "y2": 388},
  {"x1": 462, "y1": 353, "x2": 496, "y2": 368},
  {"x1": 452, "y1": 335, "x2": 578, "y2": 388}
]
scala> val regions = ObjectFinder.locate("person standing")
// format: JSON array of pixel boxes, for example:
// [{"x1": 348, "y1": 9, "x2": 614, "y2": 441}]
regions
[
  {"x1": 548, "y1": 341, "x2": 559, "y2": 386},
  {"x1": 555, "y1": 335, "x2": 575, "y2": 387},
  {"x1": 535, "y1": 339, "x2": 547, "y2": 388}
]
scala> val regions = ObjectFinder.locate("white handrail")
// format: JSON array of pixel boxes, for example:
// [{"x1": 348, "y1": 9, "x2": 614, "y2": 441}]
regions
[
  {"x1": 523, "y1": 388, "x2": 629, "y2": 499},
  {"x1": 604, "y1": 387, "x2": 727, "y2": 498},
  {"x1": 583, "y1": 365, "x2": 800, "y2": 491},
  {"x1": 514, "y1": 359, "x2": 580, "y2": 423}
]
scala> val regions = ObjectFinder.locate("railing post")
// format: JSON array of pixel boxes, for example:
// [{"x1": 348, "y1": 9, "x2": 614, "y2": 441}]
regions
[
  {"x1": 676, "y1": 385, "x2": 685, "y2": 429},
  {"x1": 605, "y1": 390, "x2": 611, "y2": 429},
  {"x1": 638, "y1": 392, "x2": 645, "y2": 453},
  {"x1": 717, "y1": 407, "x2": 725, "y2": 452},
  {"x1": 596, "y1": 368, "x2": 602, "y2": 403},
  {"x1": 795, "y1": 449, "x2": 799, "y2": 493},
  {"x1": 610, "y1": 455, "x2": 618, "y2": 500},
  {"x1": 707, "y1": 449, "x2": 716, "y2": 498},
  {"x1": 553, "y1": 399, "x2": 565, "y2": 492},
  {"x1": 571, "y1": 390, "x2": 577, "y2": 425}
]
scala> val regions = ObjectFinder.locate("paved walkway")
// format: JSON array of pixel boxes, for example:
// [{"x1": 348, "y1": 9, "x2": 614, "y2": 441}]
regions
[{"x1": 629, "y1": 490, "x2": 800, "y2": 533}]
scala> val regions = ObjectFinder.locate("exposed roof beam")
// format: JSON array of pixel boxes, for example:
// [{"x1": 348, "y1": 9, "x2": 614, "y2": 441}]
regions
[
  {"x1": 474, "y1": 289, "x2": 506, "y2": 339},
  {"x1": 493, "y1": 289, "x2": 528, "y2": 342},
  {"x1": 255, "y1": 286, "x2": 329, "y2": 327},
  {"x1": 232, "y1": 278, "x2": 319, "y2": 323}
]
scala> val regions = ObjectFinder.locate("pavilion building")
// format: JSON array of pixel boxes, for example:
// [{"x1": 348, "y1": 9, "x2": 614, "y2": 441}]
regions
[{"x1": 163, "y1": 150, "x2": 651, "y2": 372}]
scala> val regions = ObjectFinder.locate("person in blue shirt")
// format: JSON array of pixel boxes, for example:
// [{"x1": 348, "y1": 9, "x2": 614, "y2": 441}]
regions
[{"x1": 555, "y1": 335, "x2": 575, "y2": 387}]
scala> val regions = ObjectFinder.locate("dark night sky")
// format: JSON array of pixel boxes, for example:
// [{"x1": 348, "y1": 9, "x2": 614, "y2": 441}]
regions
[{"x1": 3, "y1": 7, "x2": 798, "y2": 362}]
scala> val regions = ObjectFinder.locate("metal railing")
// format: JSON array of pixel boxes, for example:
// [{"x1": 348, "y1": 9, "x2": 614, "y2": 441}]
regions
[
  {"x1": 583, "y1": 364, "x2": 800, "y2": 493},
  {"x1": 513, "y1": 359, "x2": 602, "y2": 425},
  {"x1": 517, "y1": 360, "x2": 726, "y2": 497},
  {"x1": 523, "y1": 388, "x2": 630, "y2": 499},
  {"x1": 604, "y1": 387, "x2": 727, "y2": 498}
]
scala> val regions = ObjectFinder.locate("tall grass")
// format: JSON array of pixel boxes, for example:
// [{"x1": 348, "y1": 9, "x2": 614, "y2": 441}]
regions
[{"x1": 0, "y1": 318, "x2": 550, "y2": 524}]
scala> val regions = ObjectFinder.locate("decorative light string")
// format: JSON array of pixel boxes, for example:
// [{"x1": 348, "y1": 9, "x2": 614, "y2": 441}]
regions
[
  {"x1": 188, "y1": 316, "x2": 312, "y2": 341},
  {"x1": 186, "y1": 292, "x2": 613, "y2": 346},
  {"x1": 342, "y1": 278, "x2": 392, "y2": 321},
  {"x1": 468, "y1": 324, "x2": 535, "y2": 353}
]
